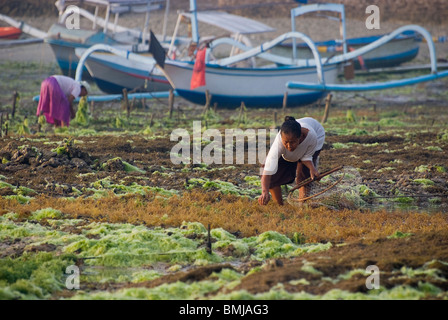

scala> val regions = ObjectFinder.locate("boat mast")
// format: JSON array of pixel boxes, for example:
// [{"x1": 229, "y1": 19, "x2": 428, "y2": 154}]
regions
[
  {"x1": 162, "y1": 0, "x2": 170, "y2": 41},
  {"x1": 189, "y1": 0, "x2": 200, "y2": 44}
]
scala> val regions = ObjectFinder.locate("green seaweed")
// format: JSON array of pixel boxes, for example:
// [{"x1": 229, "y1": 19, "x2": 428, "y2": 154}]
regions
[
  {"x1": 0, "y1": 252, "x2": 76, "y2": 300},
  {"x1": 74, "y1": 97, "x2": 89, "y2": 126},
  {"x1": 102, "y1": 157, "x2": 146, "y2": 174},
  {"x1": 388, "y1": 231, "x2": 413, "y2": 239},
  {"x1": 413, "y1": 179, "x2": 435, "y2": 186},
  {"x1": 186, "y1": 178, "x2": 261, "y2": 198},
  {"x1": 31, "y1": 208, "x2": 63, "y2": 221},
  {"x1": 15, "y1": 118, "x2": 30, "y2": 136}
]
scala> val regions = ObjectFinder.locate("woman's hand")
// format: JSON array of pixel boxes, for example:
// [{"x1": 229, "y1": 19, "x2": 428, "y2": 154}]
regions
[
  {"x1": 258, "y1": 190, "x2": 270, "y2": 205},
  {"x1": 310, "y1": 168, "x2": 321, "y2": 181},
  {"x1": 310, "y1": 169, "x2": 319, "y2": 181}
]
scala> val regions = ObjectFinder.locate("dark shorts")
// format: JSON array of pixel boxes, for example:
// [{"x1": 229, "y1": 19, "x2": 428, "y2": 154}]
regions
[{"x1": 268, "y1": 150, "x2": 321, "y2": 189}]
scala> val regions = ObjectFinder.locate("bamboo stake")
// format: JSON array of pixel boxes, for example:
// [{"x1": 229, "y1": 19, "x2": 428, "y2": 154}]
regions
[
  {"x1": 131, "y1": 97, "x2": 136, "y2": 113},
  {"x1": 238, "y1": 102, "x2": 246, "y2": 125},
  {"x1": 12, "y1": 91, "x2": 18, "y2": 119},
  {"x1": 321, "y1": 93, "x2": 333, "y2": 124},
  {"x1": 202, "y1": 90, "x2": 211, "y2": 115},
  {"x1": 206, "y1": 224, "x2": 212, "y2": 254},
  {"x1": 168, "y1": 89, "x2": 174, "y2": 118},
  {"x1": 122, "y1": 88, "x2": 130, "y2": 117},
  {"x1": 5, "y1": 113, "x2": 9, "y2": 136},
  {"x1": 282, "y1": 91, "x2": 288, "y2": 113}
]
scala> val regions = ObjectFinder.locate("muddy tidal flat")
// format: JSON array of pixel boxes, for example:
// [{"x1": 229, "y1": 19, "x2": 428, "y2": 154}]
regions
[{"x1": 1, "y1": 5, "x2": 448, "y2": 302}]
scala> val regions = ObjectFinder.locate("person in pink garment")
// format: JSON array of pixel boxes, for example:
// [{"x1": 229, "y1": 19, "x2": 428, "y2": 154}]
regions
[{"x1": 36, "y1": 75, "x2": 89, "y2": 127}]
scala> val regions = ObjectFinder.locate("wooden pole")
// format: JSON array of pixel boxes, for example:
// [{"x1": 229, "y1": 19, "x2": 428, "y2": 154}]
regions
[
  {"x1": 122, "y1": 88, "x2": 129, "y2": 113},
  {"x1": 5, "y1": 113, "x2": 9, "y2": 136},
  {"x1": 321, "y1": 93, "x2": 333, "y2": 124},
  {"x1": 238, "y1": 102, "x2": 246, "y2": 125},
  {"x1": 89, "y1": 100, "x2": 95, "y2": 121},
  {"x1": 282, "y1": 91, "x2": 288, "y2": 114},
  {"x1": 168, "y1": 89, "x2": 174, "y2": 118},
  {"x1": 131, "y1": 97, "x2": 136, "y2": 113},
  {"x1": 206, "y1": 224, "x2": 212, "y2": 254},
  {"x1": 202, "y1": 90, "x2": 211, "y2": 115},
  {"x1": 12, "y1": 91, "x2": 18, "y2": 119}
]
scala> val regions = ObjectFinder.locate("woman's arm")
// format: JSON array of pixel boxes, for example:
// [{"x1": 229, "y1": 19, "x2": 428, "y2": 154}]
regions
[
  {"x1": 301, "y1": 160, "x2": 320, "y2": 180},
  {"x1": 258, "y1": 173, "x2": 272, "y2": 205},
  {"x1": 68, "y1": 95, "x2": 76, "y2": 119}
]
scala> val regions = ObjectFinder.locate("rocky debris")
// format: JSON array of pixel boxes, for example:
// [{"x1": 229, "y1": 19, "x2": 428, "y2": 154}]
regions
[
  {"x1": 0, "y1": 140, "x2": 94, "y2": 172},
  {"x1": 102, "y1": 158, "x2": 126, "y2": 172},
  {"x1": 70, "y1": 158, "x2": 88, "y2": 169}
]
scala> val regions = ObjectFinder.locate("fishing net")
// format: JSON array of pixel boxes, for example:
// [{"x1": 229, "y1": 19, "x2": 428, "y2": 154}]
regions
[
  {"x1": 287, "y1": 166, "x2": 367, "y2": 210},
  {"x1": 287, "y1": 166, "x2": 448, "y2": 212}
]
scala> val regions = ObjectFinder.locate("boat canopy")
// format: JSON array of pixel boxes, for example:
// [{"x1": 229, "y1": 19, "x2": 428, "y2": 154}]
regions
[
  {"x1": 181, "y1": 11, "x2": 275, "y2": 35},
  {"x1": 55, "y1": 0, "x2": 164, "y2": 14}
]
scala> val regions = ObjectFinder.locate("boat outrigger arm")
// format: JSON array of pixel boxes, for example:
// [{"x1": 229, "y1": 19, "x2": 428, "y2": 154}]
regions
[
  {"x1": 0, "y1": 14, "x2": 47, "y2": 42},
  {"x1": 56, "y1": 0, "x2": 169, "y2": 43},
  {"x1": 74, "y1": 44, "x2": 156, "y2": 82},
  {"x1": 208, "y1": 32, "x2": 328, "y2": 75},
  {"x1": 54, "y1": 44, "x2": 177, "y2": 102},
  {"x1": 290, "y1": 3, "x2": 348, "y2": 60},
  {"x1": 286, "y1": 25, "x2": 448, "y2": 91}
]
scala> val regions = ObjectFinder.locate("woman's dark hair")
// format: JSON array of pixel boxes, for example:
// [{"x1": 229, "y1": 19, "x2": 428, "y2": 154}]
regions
[{"x1": 281, "y1": 116, "x2": 301, "y2": 139}]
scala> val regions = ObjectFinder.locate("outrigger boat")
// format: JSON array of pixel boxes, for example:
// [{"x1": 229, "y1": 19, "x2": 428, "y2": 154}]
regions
[
  {"x1": 0, "y1": 27, "x2": 22, "y2": 40},
  {"x1": 75, "y1": 10, "x2": 276, "y2": 94},
  {"x1": 157, "y1": 1, "x2": 447, "y2": 108},
  {"x1": 0, "y1": 14, "x2": 48, "y2": 46},
  {"x1": 46, "y1": 0, "x2": 171, "y2": 78},
  {"x1": 74, "y1": 49, "x2": 171, "y2": 94},
  {"x1": 270, "y1": 3, "x2": 420, "y2": 70},
  {"x1": 75, "y1": 0, "x2": 448, "y2": 108},
  {"x1": 153, "y1": 0, "x2": 340, "y2": 108},
  {"x1": 286, "y1": 24, "x2": 448, "y2": 92}
]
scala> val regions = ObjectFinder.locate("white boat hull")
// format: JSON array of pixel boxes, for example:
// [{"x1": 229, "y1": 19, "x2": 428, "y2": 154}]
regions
[
  {"x1": 84, "y1": 52, "x2": 171, "y2": 94},
  {"x1": 163, "y1": 60, "x2": 340, "y2": 108}
]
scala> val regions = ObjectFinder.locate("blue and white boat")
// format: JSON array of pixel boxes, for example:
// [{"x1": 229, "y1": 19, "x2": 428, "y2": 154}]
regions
[
  {"x1": 272, "y1": 32, "x2": 420, "y2": 70},
  {"x1": 75, "y1": 1, "x2": 446, "y2": 106},
  {"x1": 155, "y1": 0, "x2": 339, "y2": 108},
  {"x1": 46, "y1": 0, "x2": 169, "y2": 78},
  {"x1": 76, "y1": 49, "x2": 171, "y2": 93},
  {"x1": 269, "y1": 3, "x2": 420, "y2": 70},
  {"x1": 77, "y1": 10, "x2": 276, "y2": 94},
  {"x1": 162, "y1": 58, "x2": 339, "y2": 108}
]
